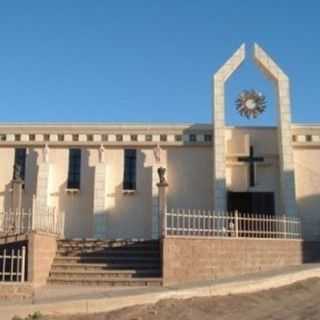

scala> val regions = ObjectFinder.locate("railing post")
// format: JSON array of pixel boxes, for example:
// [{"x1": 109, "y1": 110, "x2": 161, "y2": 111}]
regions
[
  {"x1": 21, "y1": 246, "x2": 26, "y2": 282},
  {"x1": 283, "y1": 215, "x2": 287, "y2": 239},
  {"x1": 32, "y1": 195, "x2": 36, "y2": 231},
  {"x1": 234, "y1": 210, "x2": 239, "y2": 238},
  {"x1": 2, "y1": 249, "x2": 6, "y2": 281},
  {"x1": 157, "y1": 167, "x2": 168, "y2": 239}
]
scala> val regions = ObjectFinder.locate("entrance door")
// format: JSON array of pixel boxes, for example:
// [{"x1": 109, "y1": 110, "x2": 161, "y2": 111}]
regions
[
  {"x1": 227, "y1": 192, "x2": 276, "y2": 237},
  {"x1": 227, "y1": 192, "x2": 275, "y2": 215}
]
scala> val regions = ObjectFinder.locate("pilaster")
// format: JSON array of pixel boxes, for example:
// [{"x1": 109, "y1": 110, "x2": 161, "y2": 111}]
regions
[
  {"x1": 36, "y1": 162, "x2": 52, "y2": 213},
  {"x1": 93, "y1": 163, "x2": 107, "y2": 238}
]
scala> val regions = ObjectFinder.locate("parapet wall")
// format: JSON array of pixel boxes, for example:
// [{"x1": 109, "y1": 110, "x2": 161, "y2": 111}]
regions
[{"x1": 162, "y1": 237, "x2": 320, "y2": 286}]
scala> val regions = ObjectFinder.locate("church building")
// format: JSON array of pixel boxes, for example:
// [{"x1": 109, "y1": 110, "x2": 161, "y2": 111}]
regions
[{"x1": 0, "y1": 43, "x2": 319, "y2": 241}]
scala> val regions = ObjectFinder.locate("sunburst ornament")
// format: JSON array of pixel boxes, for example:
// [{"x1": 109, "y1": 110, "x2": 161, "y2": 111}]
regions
[{"x1": 236, "y1": 90, "x2": 266, "y2": 119}]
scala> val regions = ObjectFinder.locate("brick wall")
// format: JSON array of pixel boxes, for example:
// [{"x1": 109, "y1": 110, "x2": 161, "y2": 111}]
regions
[
  {"x1": 162, "y1": 237, "x2": 307, "y2": 286},
  {"x1": 27, "y1": 232, "x2": 57, "y2": 287}
]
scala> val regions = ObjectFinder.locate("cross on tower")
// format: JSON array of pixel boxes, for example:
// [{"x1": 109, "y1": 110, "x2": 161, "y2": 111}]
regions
[{"x1": 238, "y1": 146, "x2": 264, "y2": 187}]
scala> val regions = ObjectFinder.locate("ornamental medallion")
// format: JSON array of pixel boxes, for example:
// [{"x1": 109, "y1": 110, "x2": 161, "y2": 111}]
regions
[{"x1": 236, "y1": 90, "x2": 266, "y2": 119}]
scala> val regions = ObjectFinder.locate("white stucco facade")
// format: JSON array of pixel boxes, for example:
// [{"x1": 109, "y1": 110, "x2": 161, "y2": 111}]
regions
[
  {"x1": 0, "y1": 123, "x2": 319, "y2": 240},
  {"x1": 0, "y1": 44, "x2": 319, "y2": 241}
]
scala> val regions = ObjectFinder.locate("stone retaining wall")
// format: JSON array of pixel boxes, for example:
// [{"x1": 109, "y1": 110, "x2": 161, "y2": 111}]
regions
[
  {"x1": 162, "y1": 237, "x2": 317, "y2": 286},
  {"x1": 0, "y1": 283, "x2": 33, "y2": 301}
]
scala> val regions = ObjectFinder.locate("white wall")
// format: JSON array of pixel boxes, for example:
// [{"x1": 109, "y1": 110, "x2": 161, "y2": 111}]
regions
[
  {"x1": 294, "y1": 148, "x2": 320, "y2": 240},
  {"x1": 167, "y1": 147, "x2": 214, "y2": 210}
]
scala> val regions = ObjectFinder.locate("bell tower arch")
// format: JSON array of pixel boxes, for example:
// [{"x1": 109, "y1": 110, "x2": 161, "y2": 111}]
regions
[{"x1": 213, "y1": 43, "x2": 297, "y2": 216}]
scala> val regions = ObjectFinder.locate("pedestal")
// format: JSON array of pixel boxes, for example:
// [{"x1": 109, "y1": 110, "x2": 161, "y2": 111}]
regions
[{"x1": 157, "y1": 182, "x2": 168, "y2": 238}]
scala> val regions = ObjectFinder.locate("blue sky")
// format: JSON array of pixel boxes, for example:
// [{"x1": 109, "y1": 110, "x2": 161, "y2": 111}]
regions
[{"x1": 0, "y1": 1, "x2": 319, "y2": 125}]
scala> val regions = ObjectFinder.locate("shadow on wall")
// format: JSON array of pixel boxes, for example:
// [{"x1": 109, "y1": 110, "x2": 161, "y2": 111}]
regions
[
  {"x1": 167, "y1": 125, "x2": 213, "y2": 211},
  {"x1": 59, "y1": 149, "x2": 94, "y2": 239},
  {"x1": 104, "y1": 150, "x2": 153, "y2": 240},
  {"x1": 0, "y1": 148, "x2": 38, "y2": 212},
  {"x1": 24, "y1": 148, "x2": 38, "y2": 210},
  {"x1": 298, "y1": 193, "x2": 320, "y2": 244}
]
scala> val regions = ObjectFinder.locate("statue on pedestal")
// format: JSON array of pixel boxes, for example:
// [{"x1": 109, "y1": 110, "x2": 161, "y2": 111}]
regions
[
  {"x1": 153, "y1": 143, "x2": 162, "y2": 164},
  {"x1": 157, "y1": 167, "x2": 167, "y2": 185},
  {"x1": 43, "y1": 144, "x2": 49, "y2": 163},
  {"x1": 99, "y1": 144, "x2": 105, "y2": 163}
]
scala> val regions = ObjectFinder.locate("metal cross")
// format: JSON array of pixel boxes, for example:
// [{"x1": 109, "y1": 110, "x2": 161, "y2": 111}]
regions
[{"x1": 238, "y1": 146, "x2": 264, "y2": 187}]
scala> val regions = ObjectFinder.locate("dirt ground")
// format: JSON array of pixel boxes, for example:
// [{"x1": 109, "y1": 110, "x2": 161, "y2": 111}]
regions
[{"x1": 49, "y1": 278, "x2": 320, "y2": 320}]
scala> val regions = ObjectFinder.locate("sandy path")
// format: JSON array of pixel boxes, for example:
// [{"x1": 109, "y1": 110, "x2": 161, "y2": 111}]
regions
[{"x1": 50, "y1": 278, "x2": 320, "y2": 320}]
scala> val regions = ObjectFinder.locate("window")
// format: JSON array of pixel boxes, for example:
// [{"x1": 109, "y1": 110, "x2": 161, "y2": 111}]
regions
[
  {"x1": 58, "y1": 134, "x2": 64, "y2": 142},
  {"x1": 44, "y1": 134, "x2": 50, "y2": 142},
  {"x1": 29, "y1": 134, "x2": 35, "y2": 141},
  {"x1": 67, "y1": 149, "x2": 81, "y2": 189},
  {"x1": 123, "y1": 149, "x2": 136, "y2": 190},
  {"x1": 131, "y1": 134, "x2": 138, "y2": 142},
  {"x1": 13, "y1": 148, "x2": 26, "y2": 181},
  {"x1": 146, "y1": 134, "x2": 152, "y2": 142},
  {"x1": 72, "y1": 134, "x2": 79, "y2": 142},
  {"x1": 87, "y1": 134, "x2": 93, "y2": 142},
  {"x1": 0, "y1": 134, "x2": 6, "y2": 141},
  {"x1": 204, "y1": 134, "x2": 212, "y2": 142},
  {"x1": 15, "y1": 134, "x2": 21, "y2": 142},
  {"x1": 102, "y1": 134, "x2": 108, "y2": 142},
  {"x1": 306, "y1": 135, "x2": 312, "y2": 142},
  {"x1": 116, "y1": 134, "x2": 123, "y2": 142},
  {"x1": 175, "y1": 135, "x2": 182, "y2": 142},
  {"x1": 160, "y1": 134, "x2": 167, "y2": 142},
  {"x1": 292, "y1": 135, "x2": 297, "y2": 142},
  {"x1": 189, "y1": 134, "x2": 196, "y2": 142}
]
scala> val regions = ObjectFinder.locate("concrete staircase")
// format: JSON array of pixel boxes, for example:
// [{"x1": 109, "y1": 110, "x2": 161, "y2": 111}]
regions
[{"x1": 47, "y1": 239, "x2": 162, "y2": 286}]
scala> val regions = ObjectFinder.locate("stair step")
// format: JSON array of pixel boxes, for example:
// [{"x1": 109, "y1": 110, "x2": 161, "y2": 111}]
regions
[
  {"x1": 52, "y1": 263, "x2": 160, "y2": 271},
  {"x1": 49, "y1": 239, "x2": 162, "y2": 287},
  {"x1": 47, "y1": 277, "x2": 162, "y2": 287},
  {"x1": 49, "y1": 270, "x2": 161, "y2": 280},
  {"x1": 56, "y1": 250, "x2": 160, "y2": 257},
  {"x1": 58, "y1": 240, "x2": 160, "y2": 248},
  {"x1": 54, "y1": 256, "x2": 160, "y2": 263}
]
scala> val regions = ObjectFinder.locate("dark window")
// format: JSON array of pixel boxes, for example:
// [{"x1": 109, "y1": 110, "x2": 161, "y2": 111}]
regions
[
  {"x1": 15, "y1": 134, "x2": 21, "y2": 142},
  {"x1": 44, "y1": 134, "x2": 50, "y2": 142},
  {"x1": 189, "y1": 134, "x2": 196, "y2": 142},
  {"x1": 204, "y1": 134, "x2": 212, "y2": 142},
  {"x1": 131, "y1": 134, "x2": 138, "y2": 142},
  {"x1": 72, "y1": 134, "x2": 79, "y2": 142},
  {"x1": 0, "y1": 134, "x2": 6, "y2": 141},
  {"x1": 29, "y1": 134, "x2": 35, "y2": 141},
  {"x1": 67, "y1": 149, "x2": 81, "y2": 189},
  {"x1": 123, "y1": 149, "x2": 136, "y2": 190},
  {"x1": 13, "y1": 148, "x2": 26, "y2": 181},
  {"x1": 292, "y1": 135, "x2": 297, "y2": 142},
  {"x1": 58, "y1": 134, "x2": 64, "y2": 142},
  {"x1": 116, "y1": 134, "x2": 123, "y2": 142},
  {"x1": 160, "y1": 134, "x2": 167, "y2": 142},
  {"x1": 175, "y1": 135, "x2": 182, "y2": 142},
  {"x1": 146, "y1": 135, "x2": 152, "y2": 142},
  {"x1": 102, "y1": 134, "x2": 108, "y2": 142},
  {"x1": 87, "y1": 134, "x2": 93, "y2": 142},
  {"x1": 306, "y1": 135, "x2": 312, "y2": 142}
]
